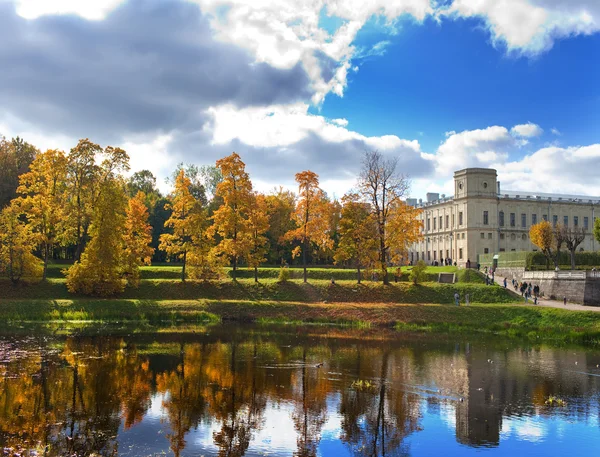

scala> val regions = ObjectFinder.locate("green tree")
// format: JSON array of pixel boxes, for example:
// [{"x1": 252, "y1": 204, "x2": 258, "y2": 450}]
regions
[
  {"x1": 0, "y1": 136, "x2": 38, "y2": 208},
  {"x1": 265, "y1": 187, "x2": 296, "y2": 264},
  {"x1": 409, "y1": 260, "x2": 427, "y2": 285}
]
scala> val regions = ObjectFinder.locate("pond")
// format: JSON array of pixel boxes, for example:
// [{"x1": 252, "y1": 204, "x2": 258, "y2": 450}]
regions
[{"x1": 1, "y1": 324, "x2": 600, "y2": 456}]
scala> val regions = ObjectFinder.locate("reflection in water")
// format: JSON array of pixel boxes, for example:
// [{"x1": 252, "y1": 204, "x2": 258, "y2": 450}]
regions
[{"x1": 1, "y1": 326, "x2": 600, "y2": 456}]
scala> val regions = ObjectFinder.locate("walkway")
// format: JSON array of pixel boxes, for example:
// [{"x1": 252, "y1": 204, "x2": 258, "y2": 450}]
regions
[{"x1": 489, "y1": 273, "x2": 600, "y2": 312}]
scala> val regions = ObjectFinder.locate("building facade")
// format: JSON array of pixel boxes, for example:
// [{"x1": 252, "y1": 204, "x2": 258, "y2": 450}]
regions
[{"x1": 408, "y1": 168, "x2": 600, "y2": 267}]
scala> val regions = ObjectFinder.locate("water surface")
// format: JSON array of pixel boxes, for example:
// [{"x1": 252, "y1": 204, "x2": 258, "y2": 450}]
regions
[{"x1": 1, "y1": 324, "x2": 600, "y2": 456}]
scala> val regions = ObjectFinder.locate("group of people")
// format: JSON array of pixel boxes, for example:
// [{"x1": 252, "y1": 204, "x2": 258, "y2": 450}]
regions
[
  {"x1": 506, "y1": 278, "x2": 541, "y2": 304},
  {"x1": 432, "y1": 258, "x2": 456, "y2": 267}
]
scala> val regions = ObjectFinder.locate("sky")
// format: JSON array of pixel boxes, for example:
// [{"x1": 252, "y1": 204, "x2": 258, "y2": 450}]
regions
[{"x1": 0, "y1": 0, "x2": 599, "y2": 199}]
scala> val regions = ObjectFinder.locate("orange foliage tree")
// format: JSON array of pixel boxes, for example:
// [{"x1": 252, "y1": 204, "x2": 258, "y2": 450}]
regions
[
  {"x1": 284, "y1": 170, "x2": 333, "y2": 283},
  {"x1": 123, "y1": 191, "x2": 154, "y2": 287},
  {"x1": 246, "y1": 192, "x2": 270, "y2": 282}
]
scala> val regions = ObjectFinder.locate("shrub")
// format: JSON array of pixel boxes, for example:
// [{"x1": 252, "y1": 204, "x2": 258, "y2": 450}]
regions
[
  {"x1": 409, "y1": 260, "x2": 428, "y2": 285},
  {"x1": 278, "y1": 266, "x2": 291, "y2": 283}
]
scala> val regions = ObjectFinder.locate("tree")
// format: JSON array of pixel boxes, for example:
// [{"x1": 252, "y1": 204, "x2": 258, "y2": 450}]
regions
[
  {"x1": 123, "y1": 192, "x2": 154, "y2": 287},
  {"x1": 563, "y1": 225, "x2": 586, "y2": 270},
  {"x1": 284, "y1": 171, "x2": 333, "y2": 283},
  {"x1": 127, "y1": 170, "x2": 159, "y2": 197},
  {"x1": 595, "y1": 217, "x2": 600, "y2": 247},
  {"x1": 16, "y1": 149, "x2": 69, "y2": 280},
  {"x1": 209, "y1": 152, "x2": 254, "y2": 281},
  {"x1": 386, "y1": 200, "x2": 423, "y2": 265},
  {"x1": 246, "y1": 192, "x2": 270, "y2": 282},
  {"x1": 65, "y1": 178, "x2": 128, "y2": 296},
  {"x1": 357, "y1": 150, "x2": 410, "y2": 284},
  {"x1": 159, "y1": 170, "x2": 198, "y2": 281},
  {"x1": 530, "y1": 221, "x2": 556, "y2": 269},
  {"x1": 334, "y1": 195, "x2": 378, "y2": 283},
  {"x1": 0, "y1": 136, "x2": 38, "y2": 208},
  {"x1": 0, "y1": 202, "x2": 43, "y2": 284},
  {"x1": 266, "y1": 187, "x2": 297, "y2": 264}
]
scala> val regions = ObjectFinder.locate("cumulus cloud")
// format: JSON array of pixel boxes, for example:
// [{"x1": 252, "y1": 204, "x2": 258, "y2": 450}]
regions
[
  {"x1": 442, "y1": 0, "x2": 600, "y2": 55},
  {"x1": 511, "y1": 123, "x2": 544, "y2": 137}
]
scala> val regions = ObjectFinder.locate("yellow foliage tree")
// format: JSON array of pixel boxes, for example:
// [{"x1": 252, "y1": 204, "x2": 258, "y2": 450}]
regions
[
  {"x1": 209, "y1": 152, "x2": 254, "y2": 281},
  {"x1": 0, "y1": 202, "x2": 43, "y2": 284},
  {"x1": 65, "y1": 178, "x2": 128, "y2": 296},
  {"x1": 284, "y1": 170, "x2": 333, "y2": 283},
  {"x1": 159, "y1": 170, "x2": 198, "y2": 281},
  {"x1": 530, "y1": 220, "x2": 558, "y2": 269},
  {"x1": 16, "y1": 149, "x2": 69, "y2": 280},
  {"x1": 246, "y1": 192, "x2": 270, "y2": 282},
  {"x1": 387, "y1": 200, "x2": 423, "y2": 264},
  {"x1": 123, "y1": 191, "x2": 154, "y2": 287},
  {"x1": 334, "y1": 194, "x2": 378, "y2": 283}
]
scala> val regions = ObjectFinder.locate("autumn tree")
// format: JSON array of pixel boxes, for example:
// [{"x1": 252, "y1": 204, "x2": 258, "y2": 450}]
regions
[
  {"x1": 563, "y1": 225, "x2": 586, "y2": 270},
  {"x1": 284, "y1": 171, "x2": 333, "y2": 283},
  {"x1": 246, "y1": 192, "x2": 270, "y2": 282},
  {"x1": 595, "y1": 217, "x2": 600, "y2": 246},
  {"x1": 209, "y1": 152, "x2": 254, "y2": 281},
  {"x1": 0, "y1": 135, "x2": 38, "y2": 208},
  {"x1": 65, "y1": 139, "x2": 130, "y2": 260},
  {"x1": 159, "y1": 170, "x2": 198, "y2": 281},
  {"x1": 0, "y1": 202, "x2": 43, "y2": 284},
  {"x1": 266, "y1": 187, "x2": 297, "y2": 264},
  {"x1": 16, "y1": 149, "x2": 69, "y2": 280},
  {"x1": 65, "y1": 178, "x2": 128, "y2": 296},
  {"x1": 123, "y1": 192, "x2": 154, "y2": 287},
  {"x1": 530, "y1": 221, "x2": 555, "y2": 269},
  {"x1": 387, "y1": 200, "x2": 423, "y2": 264},
  {"x1": 334, "y1": 195, "x2": 378, "y2": 283},
  {"x1": 357, "y1": 150, "x2": 410, "y2": 284}
]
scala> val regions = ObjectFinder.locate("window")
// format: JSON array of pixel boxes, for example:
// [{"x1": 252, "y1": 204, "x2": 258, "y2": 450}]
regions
[
  {"x1": 574, "y1": 216, "x2": 579, "y2": 227},
  {"x1": 440, "y1": 250, "x2": 443, "y2": 260},
  {"x1": 480, "y1": 232, "x2": 485, "y2": 239},
  {"x1": 452, "y1": 214, "x2": 455, "y2": 227},
  {"x1": 499, "y1": 211, "x2": 505, "y2": 227},
  {"x1": 500, "y1": 233, "x2": 505, "y2": 240},
  {"x1": 427, "y1": 251, "x2": 431, "y2": 261},
  {"x1": 462, "y1": 233, "x2": 465, "y2": 239},
  {"x1": 521, "y1": 213, "x2": 526, "y2": 228},
  {"x1": 416, "y1": 252, "x2": 419, "y2": 261},
  {"x1": 459, "y1": 248, "x2": 463, "y2": 260},
  {"x1": 522, "y1": 234, "x2": 527, "y2": 240},
  {"x1": 433, "y1": 251, "x2": 437, "y2": 260},
  {"x1": 510, "y1": 213, "x2": 516, "y2": 227},
  {"x1": 488, "y1": 233, "x2": 492, "y2": 239},
  {"x1": 459, "y1": 212, "x2": 463, "y2": 226},
  {"x1": 446, "y1": 250, "x2": 449, "y2": 259},
  {"x1": 484, "y1": 248, "x2": 489, "y2": 254},
  {"x1": 543, "y1": 214, "x2": 548, "y2": 221},
  {"x1": 483, "y1": 211, "x2": 489, "y2": 225},
  {"x1": 427, "y1": 218, "x2": 430, "y2": 231},
  {"x1": 532, "y1": 214, "x2": 537, "y2": 225},
  {"x1": 445, "y1": 215, "x2": 449, "y2": 229},
  {"x1": 564, "y1": 216, "x2": 568, "y2": 226},
  {"x1": 421, "y1": 252, "x2": 425, "y2": 261},
  {"x1": 439, "y1": 216, "x2": 443, "y2": 230},
  {"x1": 584, "y1": 217, "x2": 589, "y2": 230},
  {"x1": 511, "y1": 248, "x2": 516, "y2": 251},
  {"x1": 499, "y1": 248, "x2": 506, "y2": 252},
  {"x1": 433, "y1": 217, "x2": 436, "y2": 230},
  {"x1": 553, "y1": 215, "x2": 558, "y2": 226}
]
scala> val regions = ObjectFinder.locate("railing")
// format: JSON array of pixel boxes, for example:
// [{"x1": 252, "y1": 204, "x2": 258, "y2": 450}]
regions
[{"x1": 522, "y1": 270, "x2": 588, "y2": 280}]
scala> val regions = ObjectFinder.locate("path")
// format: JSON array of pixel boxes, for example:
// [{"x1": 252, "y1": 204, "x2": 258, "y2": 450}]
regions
[{"x1": 490, "y1": 273, "x2": 600, "y2": 312}]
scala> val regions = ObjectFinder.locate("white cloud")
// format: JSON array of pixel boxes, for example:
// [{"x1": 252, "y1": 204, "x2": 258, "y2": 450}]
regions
[
  {"x1": 511, "y1": 122, "x2": 544, "y2": 137},
  {"x1": 443, "y1": 0, "x2": 600, "y2": 55},
  {"x1": 13, "y1": 0, "x2": 124, "y2": 20},
  {"x1": 435, "y1": 126, "x2": 514, "y2": 172},
  {"x1": 551, "y1": 127, "x2": 562, "y2": 136},
  {"x1": 331, "y1": 118, "x2": 348, "y2": 127}
]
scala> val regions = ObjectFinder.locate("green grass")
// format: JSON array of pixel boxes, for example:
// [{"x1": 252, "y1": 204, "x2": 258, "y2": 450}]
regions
[{"x1": 0, "y1": 277, "x2": 514, "y2": 304}]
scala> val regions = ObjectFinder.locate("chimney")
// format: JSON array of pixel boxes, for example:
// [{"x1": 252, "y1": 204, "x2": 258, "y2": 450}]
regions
[{"x1": 497, "y1": 181, "x2": 501, "y2": 194}]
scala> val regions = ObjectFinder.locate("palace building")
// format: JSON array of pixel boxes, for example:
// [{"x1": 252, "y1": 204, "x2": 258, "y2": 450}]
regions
[{"x1": 407, "y1": 168, "x2": 600, "y2": 267}]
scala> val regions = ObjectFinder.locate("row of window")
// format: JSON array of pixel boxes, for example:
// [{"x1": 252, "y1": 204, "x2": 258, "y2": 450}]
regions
[
  {"x1": 495, "y1": 211, "x2": 589, "y2": 229},
  {"x1": 424, "y1": 212, "x2": 463, "y2": 231},
  {"x1": 415, "y1": 248, "x2": 464, "y2": 262}
]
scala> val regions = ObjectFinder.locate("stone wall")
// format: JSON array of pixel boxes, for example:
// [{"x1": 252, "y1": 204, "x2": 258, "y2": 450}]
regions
[{"x1": 519, "y1": 270, "x2": 600, "y2": 306}]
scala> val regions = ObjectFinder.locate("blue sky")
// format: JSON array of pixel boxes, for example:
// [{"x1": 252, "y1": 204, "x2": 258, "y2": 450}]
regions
[{"x1": 0, "y1": 0, "x2": 599, "y2": 198}]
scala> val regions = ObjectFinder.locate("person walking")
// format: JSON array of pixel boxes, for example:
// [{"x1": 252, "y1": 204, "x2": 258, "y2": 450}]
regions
[
  {"x1": 503, "y1": 277, "x2": 507, "y2": 288},
  {"x1": 563, "y1": 296, "x2": 567, "y2": 306}
]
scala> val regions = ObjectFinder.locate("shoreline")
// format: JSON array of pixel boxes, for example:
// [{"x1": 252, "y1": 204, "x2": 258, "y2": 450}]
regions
[{"x1": 2, "y1": 298, "x2": 600, "y2": 346}]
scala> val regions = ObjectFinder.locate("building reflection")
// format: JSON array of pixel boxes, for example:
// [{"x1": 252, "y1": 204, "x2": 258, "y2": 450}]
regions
[{"x1": 0, "y1": 327, "x2": 599, "y2": 456}]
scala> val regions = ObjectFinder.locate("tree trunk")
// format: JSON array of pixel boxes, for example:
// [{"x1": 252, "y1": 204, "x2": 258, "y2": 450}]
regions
[
  {"x1": 181, "y1": 250, "x2": 187, "y2": 282},
  {"x1": 43, "y1": 243, "x2": 49, "y2": 281},
  {"x1": 357, "y1": 264, "x2": 361, "y2": 284},
  {"x1": 232, "y1": 254, "x2": 237, "y2": 281},
  {"x1": 254, "y1": 266, "x2": 258, "y2": 283},
  {"x1": 570, "y1": 249, "x2": 576, "y2": 270},
  {"x1": 303, "y1": 237, "x2": 308, "y2": 283}
]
